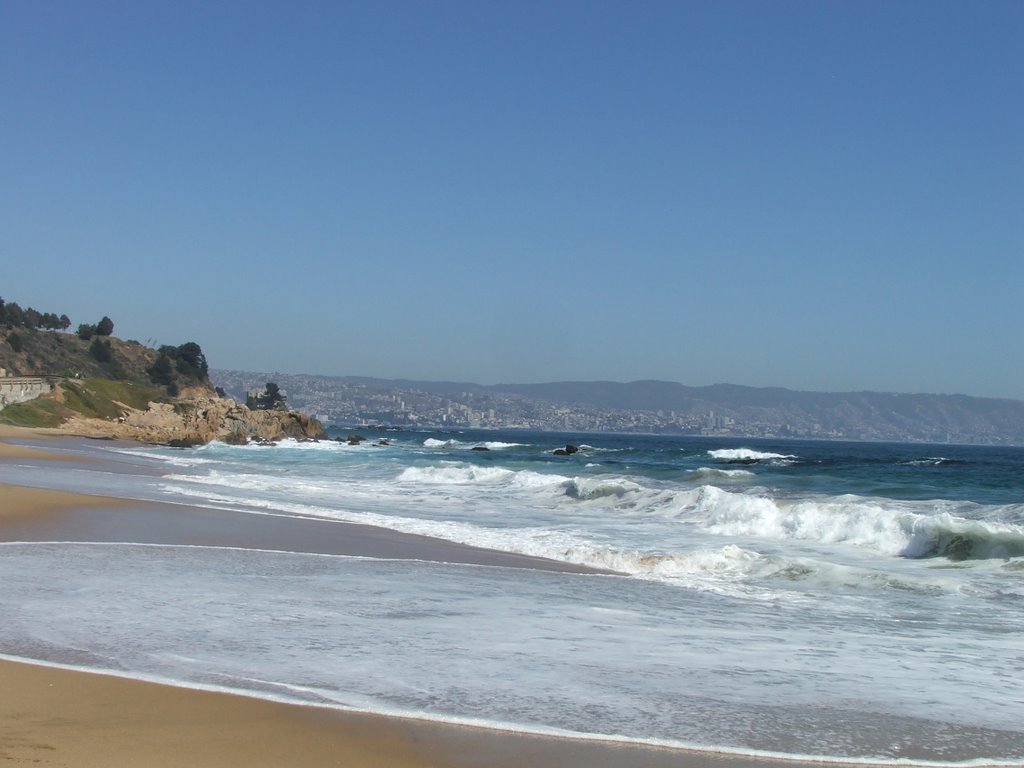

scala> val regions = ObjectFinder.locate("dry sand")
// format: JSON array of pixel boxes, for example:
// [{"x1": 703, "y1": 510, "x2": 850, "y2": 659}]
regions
[{"x1": 0, "y1": 427, "x2": 865, "y2": 768}]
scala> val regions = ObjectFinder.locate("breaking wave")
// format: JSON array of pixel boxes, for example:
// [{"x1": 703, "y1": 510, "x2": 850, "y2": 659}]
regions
[
  {"x1": 687, "y1": 467, "x2": 757, "y2": 481},
  {"x1": 903, "y1": 457, "x2": 967, "y2": 467},
  {"x1": 694, "y1": 486, "x2": 1024, "y2": 561},
  {"x1": 421, "y1": 438, "x2": 526, "y2": 450},
  {"x1": 398, "y1": 465, "x2": 518, "y2": 485},
  {"x1": 707, "y1": 448, "x2": 797, "y2": 465},
  {"x1": 392, "y1": 465, "x2": 1024, "y2": 562},
  {"x1": 562, "y1": 477, "x2": 644, "y2": 500}
]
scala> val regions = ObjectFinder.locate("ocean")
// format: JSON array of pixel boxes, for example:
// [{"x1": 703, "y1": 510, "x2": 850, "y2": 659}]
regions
[{"x1": 2, "y1": 429, "x2": 1023, "y2": 765}]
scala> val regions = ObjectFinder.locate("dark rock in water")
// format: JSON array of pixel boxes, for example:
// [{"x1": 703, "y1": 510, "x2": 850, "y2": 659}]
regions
[
  {"x1": 725, "y1": 458, "x2": 759, "y2": 465},
  {"x1": 167, "y1": 437, "x2": 205, "y2": 448},
  {"x1": 471, "y1": 446, "x2": 490, "y2": 451},
  {"x1": 553, "y1": 449, "x2": 568, "y2": 456},
  {"x1": 222, "y1": 430, "x2": 248, "y2": 446},
  {"x1": 553, "y1": 444, "x2": 580, "y2": 456}
]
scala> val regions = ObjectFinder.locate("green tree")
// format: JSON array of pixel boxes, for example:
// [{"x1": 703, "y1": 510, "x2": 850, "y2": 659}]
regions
[
  {"x1": 77, "y1": 323, "x2": 96, "y2": 340},
  {"x1": 95, "y1": 316, "x2": 114, "y2": 336},
  {"x1": 5, "y1": 302, "x2": 24, "y2": 328},
  {"x1": 247, "y1": 382, "x2": 287, "y2": 410},
  {"x1": 90, "y1": 337, "x2": 113, "y2": 363},
  {"x1": 147, "y1": 353, "x2": 175, "y2": 386},
  {"x1": 174, "y1": 342, "x2": 208, "y2": 381}
]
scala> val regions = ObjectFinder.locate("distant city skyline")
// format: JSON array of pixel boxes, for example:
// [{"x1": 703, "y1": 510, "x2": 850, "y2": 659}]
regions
[
  {"x1": 213, "y1": 368, "x2": 1024, "y2": 445},
  {"x1": 2, "y1": 2, "x2": 1021, "y2": 399}
]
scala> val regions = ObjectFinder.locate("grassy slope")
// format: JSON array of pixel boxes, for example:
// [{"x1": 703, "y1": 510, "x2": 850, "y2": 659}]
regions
[
  {"x1": 0, "y1": 329, "x2": 192, "y2": 427},
  {"x1": 2, "y1": 378, "x2": 167, "y2": 428}
]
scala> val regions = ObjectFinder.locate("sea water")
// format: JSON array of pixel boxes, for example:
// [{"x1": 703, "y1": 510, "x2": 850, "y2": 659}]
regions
[{"x1": 2, "y1": 430, "x2": 1023, "y2": 764}]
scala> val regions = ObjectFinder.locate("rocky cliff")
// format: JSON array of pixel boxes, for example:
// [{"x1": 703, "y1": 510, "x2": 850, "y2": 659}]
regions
[
  {"x1": 2, "y1": 326, "x2": 325, "y2": 445},
  {"x1": 59, "y1": 387, "x2": 326, "y2": 445}
]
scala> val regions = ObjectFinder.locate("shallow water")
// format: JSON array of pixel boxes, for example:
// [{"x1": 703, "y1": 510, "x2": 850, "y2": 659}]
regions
[{"x1": 2, "y1": 431, "x2": 1023, "y2": 764}]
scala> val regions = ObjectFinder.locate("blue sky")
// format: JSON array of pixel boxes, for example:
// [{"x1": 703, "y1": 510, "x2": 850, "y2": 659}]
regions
[{"x1": 2, "y1": 1, "x2": 1022, "y2": 398}]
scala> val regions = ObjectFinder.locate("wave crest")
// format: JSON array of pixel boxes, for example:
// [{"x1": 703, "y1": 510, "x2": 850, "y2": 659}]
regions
[
  {"x1": 562, "y1": 477, "x2": 643, "y2": 500},
  {"x1": 398, "y1": 465, "x2": 516, "y2": 485},
  {"x1": 707, "y1": 448, "x2": 797, "y2": 465},
  {"x1": 694, "y1": 486, "x2": 1024, "y2": 561}
]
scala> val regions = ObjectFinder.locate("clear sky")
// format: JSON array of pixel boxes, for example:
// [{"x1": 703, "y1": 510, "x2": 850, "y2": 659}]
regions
[{"x1": 2, "y1": 1, "x2": 1022, "y2": 398}]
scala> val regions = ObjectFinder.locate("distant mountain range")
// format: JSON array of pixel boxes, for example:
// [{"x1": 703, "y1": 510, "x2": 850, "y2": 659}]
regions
[
  {"x1": 499, "y1": 380, "x2": 1024, "y2": 442},
  {"x1": 213, "y1": 370, "x2": 1024, "y2": 446}
]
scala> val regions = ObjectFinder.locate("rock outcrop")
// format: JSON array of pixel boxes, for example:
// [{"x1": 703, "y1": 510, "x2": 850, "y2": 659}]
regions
[{"x1": 61, "y1": 390, "x2": 326, "y2": 445}]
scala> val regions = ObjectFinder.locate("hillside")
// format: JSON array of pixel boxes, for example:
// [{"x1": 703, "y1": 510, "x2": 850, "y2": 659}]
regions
[
  {"x1": 0, "y1": 328, "x2": 324, "y2": 443},
  {"x1": 0, "y1": 328, "x2": 163, "y2": 382}
]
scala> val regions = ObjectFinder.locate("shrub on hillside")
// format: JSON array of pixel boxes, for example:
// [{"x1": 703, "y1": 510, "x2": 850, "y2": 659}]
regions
[
  {"x1": 147, "y1": 353, "x2": 174, "y2": 386},
  {"x1": 90, "y1": 338, "x2": 113, "y2": 363},
  {"x1": 147, "y1": 341, "x2": 209, "y2": 393}
]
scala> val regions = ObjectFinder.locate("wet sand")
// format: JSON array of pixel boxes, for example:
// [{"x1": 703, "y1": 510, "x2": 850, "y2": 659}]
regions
[
  {"x1": 0, "y1": 427, "x2": 868, "y2": 768},
  {"x1": 0, "y1": 486, "x2": 608, "y2": 572},
  {"x1": 1, "y1": 658, "x2": 829, "y2": 768}
]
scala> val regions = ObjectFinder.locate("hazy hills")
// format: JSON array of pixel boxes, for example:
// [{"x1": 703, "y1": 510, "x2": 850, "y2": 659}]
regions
[
  {"x1": 504, "y1": 380, "x2": 1024, "y2": 442},
  {"x1": 214, "y1": 370, "x2": 1024, "y2": 445}
]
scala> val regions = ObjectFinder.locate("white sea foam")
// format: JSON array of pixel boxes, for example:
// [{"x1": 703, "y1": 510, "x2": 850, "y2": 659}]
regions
[
  {"x1": 163, "y1": 454, "x2": 1024, "y2": 566},
  {"x1": 420, "y1": 438, "x2": 525, "y2": 450},
  {"x1": 3, "y1": 541, "x2": 1022, "y2": 764},
  {"x1": 708, "y1": 448, "x2": 797, "y2": 462},
  {"x1": 156, "y1": 469, "x2": 983, "y2": 597},
  {"x1": 9, "y1": 434, "x2": 1024, "y2": 764},
  {"x1": 423, "y1": 438, "x2": 459, "y2": 447},
  {"x1": 903, "y1": 457, "x2": 960, "y2": 467},
  {"x1": 111, "y1": 447, "x2": 218, "y2": 467},
  {"x1": 693, "y1": 486, "x2": 1024, "y2": 561},
  {"x1": 202, "y1": 437, "x2": 353, "y2": 452},
  {"x1": 561, "y1": 476, "x2": 643, "y2": 500},
  {"x1": 688, "y1": 466, "x2": 757, "y2": 481},
  {"x1": 398, "y1": 465, "x2": 518, "y2": 485}
]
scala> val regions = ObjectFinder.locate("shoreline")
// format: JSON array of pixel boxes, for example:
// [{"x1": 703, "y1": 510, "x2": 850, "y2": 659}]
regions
[
  {"x1": 0, "y1": 426, "x2": 1003, "y2": 768},
  {"x1": 0, "y1": 483, "x2": 610, "y2": 574},
  {"x1": 0, "y1": 423, "x2": 610, "y2": 574},
  {"x1": 1, "y1": 656, "x2": 853, "y2": 768}
]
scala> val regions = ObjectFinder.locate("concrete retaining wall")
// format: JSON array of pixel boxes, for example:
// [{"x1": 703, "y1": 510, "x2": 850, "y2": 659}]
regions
[{"x1": 0, "y1": 377, "x2": 55, "y2": 409}]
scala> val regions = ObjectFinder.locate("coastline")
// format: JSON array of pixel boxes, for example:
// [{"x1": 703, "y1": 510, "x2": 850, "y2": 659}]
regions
[
  {"x1": 0, "y1": 427, "x2": 969, "y2": 768},
  {"x1": 1, "y1": 658, "x2": 836, "y2": 768}
]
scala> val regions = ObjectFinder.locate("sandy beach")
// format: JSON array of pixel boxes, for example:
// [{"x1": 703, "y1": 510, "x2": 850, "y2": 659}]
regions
[{"x1": 0, "y1": 426, "x2": 880, "y2": 767}]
